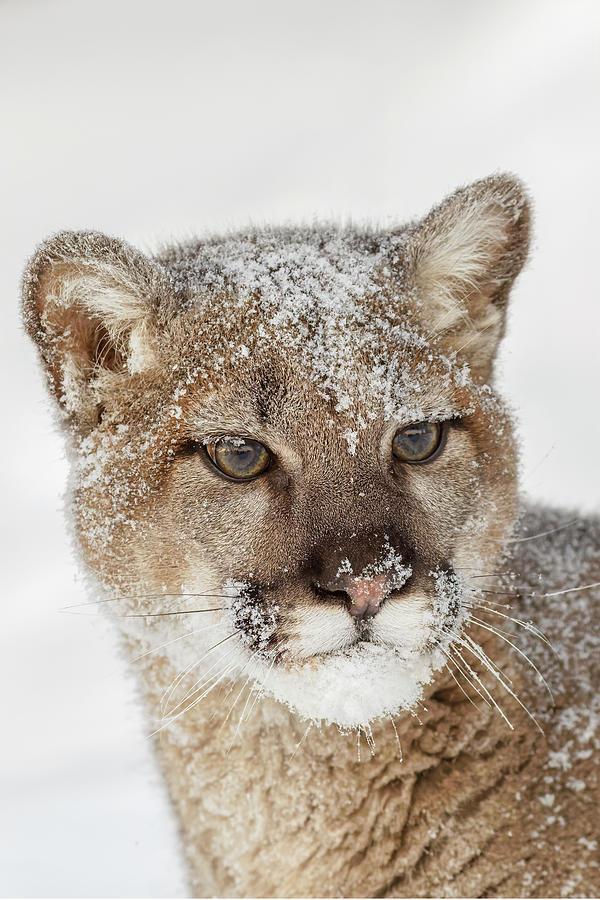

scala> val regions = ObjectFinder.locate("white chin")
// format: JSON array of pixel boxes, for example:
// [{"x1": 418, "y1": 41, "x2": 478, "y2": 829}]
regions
[{"x1": 251, "y1": 643, "x2": 440, "y2": 729}]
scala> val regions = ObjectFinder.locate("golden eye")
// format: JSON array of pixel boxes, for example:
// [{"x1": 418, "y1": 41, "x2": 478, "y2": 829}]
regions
[
  {"x1": 206, "y1": 437, "x2": 271, "y2": 480},
  {"x1": 392, "y1": 422, "x2": 443, "y2": 463}
]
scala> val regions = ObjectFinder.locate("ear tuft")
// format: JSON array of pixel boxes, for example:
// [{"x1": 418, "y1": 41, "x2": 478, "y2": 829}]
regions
[
  {"x1": 407, "y1": 173, "x2": 531, "y2": 380},
  {"x1": 22, "y1": 231, "x2": 176, "y2": 429}
]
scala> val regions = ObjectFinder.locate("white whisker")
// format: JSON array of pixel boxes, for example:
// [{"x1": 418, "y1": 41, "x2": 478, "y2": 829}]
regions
[
  {"x1": 389, "y1": 715, "x2": 403, "y2": 760},
  {"x1": 452, "y1": 646, "x2": 513, "y2": 728},
  {"x1": 148, "y1": 662, "x2": 238, "y2": 738},
  {"x1": 288, "y1": 722, "x2": 313, "y2": 763},
  {"x1": 539, "y1": 581, "x2": 600, "y2": 599},
  {"x1": 131, "y1": 622, "x2": 221, "y2": 664},
  {"x1": 165, "y1": 645, "x2": 240, "y2": 717},
  {"x1": 161, "y1": 631, "x2": 240, "y2": 713},
  {"x1": 508, "y1": 519, "x2": 578, "y2": 544},
  {"x1": 243, "y1": 657, "x2": 276, "y2": 723},
  {"x1": 461, "y1": 635, "x2": 543, "y2": 734},
  {"x1": 464, "y1": 600, "x2": 551, "y2": 646},
  {"x1": 467, "y1": 615, "x2": 554, "y2": 703}
]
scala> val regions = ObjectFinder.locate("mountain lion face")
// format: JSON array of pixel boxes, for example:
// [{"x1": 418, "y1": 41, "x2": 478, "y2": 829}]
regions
[{"x1": 22, "y1": 175, "x2": 529, "y2": 727}]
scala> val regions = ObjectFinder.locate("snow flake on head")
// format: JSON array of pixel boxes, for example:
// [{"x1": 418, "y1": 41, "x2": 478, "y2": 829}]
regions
[{"x1": 162, "y1": 227, "x2": 472, "y2": 437}]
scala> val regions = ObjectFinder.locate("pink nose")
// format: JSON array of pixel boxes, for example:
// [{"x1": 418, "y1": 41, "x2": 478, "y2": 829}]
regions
[{"x1": 342, "y1": 575, "x2": 389, "y2": 619}]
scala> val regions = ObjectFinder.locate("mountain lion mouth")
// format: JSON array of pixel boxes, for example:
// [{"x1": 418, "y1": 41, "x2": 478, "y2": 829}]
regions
[
  {"x1": 221, "y1": 574, "x2": 468, "y2": 727},
  {"x1": 226, "y1": 566, "x2": 466, "y2": 669}
]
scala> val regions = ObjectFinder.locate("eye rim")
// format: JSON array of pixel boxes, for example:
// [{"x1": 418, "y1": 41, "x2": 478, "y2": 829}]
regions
[
  {"x1": 204, "y1": 436, "x2": 271, "y2": 481},
  {"x1": 391, "y1": 421, "x2": 446, "y2": 465}
]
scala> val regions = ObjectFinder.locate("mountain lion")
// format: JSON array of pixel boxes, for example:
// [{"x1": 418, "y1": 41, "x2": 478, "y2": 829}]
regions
[{"x1": 22, "y1": 175, "x2": 599, "y2": 897}]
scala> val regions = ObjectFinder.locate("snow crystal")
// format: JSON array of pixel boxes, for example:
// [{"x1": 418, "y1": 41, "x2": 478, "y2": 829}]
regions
[
  {"x1": 224, "y1": 579, "x2": 279, "y2": 653},
  {"x1": 341, "y1": 429, "x2": 358, "y2": 456},
  {"x1": 159, "y1": 225, "x2": 479, "y2": 448},
  {"x1": 360, "y1": 537, "x2": 412, "y2": 588},
  {"x1": 245, "y1": 640, "x2": 435, "y2": 729}
]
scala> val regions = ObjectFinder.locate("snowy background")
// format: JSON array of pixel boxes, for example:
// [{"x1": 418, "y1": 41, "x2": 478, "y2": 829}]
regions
[{"x1": 1, "y1": 0, "x2": 599, "y2": 895}]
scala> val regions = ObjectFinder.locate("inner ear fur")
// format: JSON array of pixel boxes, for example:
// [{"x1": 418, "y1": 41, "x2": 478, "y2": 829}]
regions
[
  {"x1": 22, "y1": 230, "x2": 177, "y2": 430},
  {"x1": 406, "y1": 173, "x2": 531, "y2": 381}
]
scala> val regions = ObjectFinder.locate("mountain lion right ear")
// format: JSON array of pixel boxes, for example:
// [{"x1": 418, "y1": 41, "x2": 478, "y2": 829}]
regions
[
  {"x1": 22, "y1": 231, "x2": 176, "y2": 431},
  {"x1": 405, "y1": 174, "x2": 531, "y2": 382}
]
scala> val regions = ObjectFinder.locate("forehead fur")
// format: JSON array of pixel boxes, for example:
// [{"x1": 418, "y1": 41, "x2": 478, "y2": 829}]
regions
[{"x1": 159, "y1": 225, "x2": 469, "y2": 435}]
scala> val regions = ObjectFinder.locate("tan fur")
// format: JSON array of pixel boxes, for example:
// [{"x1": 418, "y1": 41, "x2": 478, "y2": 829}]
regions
[{"x1": 22, "y1": 175, "x2": 599, "y2": 897}]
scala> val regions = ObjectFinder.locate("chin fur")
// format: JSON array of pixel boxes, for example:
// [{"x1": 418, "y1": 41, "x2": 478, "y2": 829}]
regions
[{"x1": 240, "y1": 641, "x2": 443, "y2": 728}]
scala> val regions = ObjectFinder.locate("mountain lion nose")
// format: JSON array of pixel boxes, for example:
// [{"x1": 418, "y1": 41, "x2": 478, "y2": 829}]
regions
[{"x1": 317, "y1": 574, "x2": 391, "y2": 619}]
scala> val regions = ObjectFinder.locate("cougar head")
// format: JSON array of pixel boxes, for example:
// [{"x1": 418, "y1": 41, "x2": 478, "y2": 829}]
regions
[{"x1": 23, "y1": 174, "x2": 530, "y2": 727}]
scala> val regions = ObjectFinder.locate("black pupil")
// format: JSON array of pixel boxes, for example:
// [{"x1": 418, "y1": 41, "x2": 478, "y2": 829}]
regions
[
  {"x1": 393, "y1": 423, "x2": 439, "y2": 460},
  {"x1": 215, "y1": 439, "x2": 267, "y2": 478}
]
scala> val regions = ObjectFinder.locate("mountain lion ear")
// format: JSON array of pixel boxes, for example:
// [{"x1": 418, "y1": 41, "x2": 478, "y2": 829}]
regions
[
  {"x1": 406, "y1": 174, "x2": 531, "y2": 381},
  {"x1": 22, "y1": 230, "x2": 176, "y2": 431}
]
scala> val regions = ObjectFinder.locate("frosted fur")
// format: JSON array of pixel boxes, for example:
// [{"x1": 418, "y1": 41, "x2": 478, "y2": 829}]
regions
[
  {"x1": 246, "y1": 643, "x2": 436, "y2": 728},
  {"x1": 21, "y1": 174, "x2": 599, "y2": 897},
  {"x1": 161, "y1": 225, "x2": 448, "y2": 428}
]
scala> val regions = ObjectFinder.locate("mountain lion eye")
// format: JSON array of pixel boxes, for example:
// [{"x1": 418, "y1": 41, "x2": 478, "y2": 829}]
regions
[
  {"x1": 392, "y1": 422, "x2": 443, "y2": 463},
  {"x1": 206, "y1": 437, "x2": 271, "y2": 480}
]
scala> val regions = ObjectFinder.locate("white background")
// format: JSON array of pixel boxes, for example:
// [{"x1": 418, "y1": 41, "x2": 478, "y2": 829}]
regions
[{"x1": 1, "y1": 1, "x2": 599, "y2": 895}]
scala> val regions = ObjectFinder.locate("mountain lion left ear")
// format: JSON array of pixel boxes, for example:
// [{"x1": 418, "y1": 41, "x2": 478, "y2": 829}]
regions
[
  {"x1": 406, "y1": 173, "x2": 531, "y2": 382},
  {"x1": 21, "y1": 230, "x2": 178, "y2": 432}
]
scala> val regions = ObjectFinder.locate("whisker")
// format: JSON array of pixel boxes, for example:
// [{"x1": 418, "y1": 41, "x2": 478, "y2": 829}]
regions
[
  {"x1": 465, "y1": 573, "x2": 516, "y2": 579},
  {"x1": 243, "y1": 657, "x2": 276, "y2": 723},
  {"x1": 446, "y1": 661, "x2": 484, "y2": 711},
  {"x1": 114, "y1": 607, "x2": 225, "y2": 619},
  {"x1": 161, "y1": 635, "x2": 244, "y2": 723},
  {"x1": 538, "y1": 580, "x2": 600, "y2": 599},
  {"x1": 467, "y1": 615, "x2": 554, "y2": 703},
  {"x1": 230, "y1": 657, "x2": 277, "y2": 749},
  {"x1": 219, "y1": 654, "x2": 260, "y2": 735},
  {"x1": 464, "y1": 595, "x2": 513, "y2": 609},
  {"x1": 521, "y1": 444, "x2": 556, "y2": 485},
  {"x1": 224, "y1": 679, "x2": 254, "y2": 753},
  {"x1": 388, "y1": 715, "x2": 403, "y2": 761},
  {"x1": 60, "y1": 592, "x2": 238, "y2": 610},
  {"x1": 446, "y1": 648, "x2": 492, "y2": 708},
  {"x1": 131, "y1": 628, "x2": 195, "y2": 663},
  {"x1": 507, "y1": 519, "x2": 579, "y2": 544},
  {"x1": 454, "y1": 319, "x2": 497, "y2": 355},
  {"x1": 452, "y1": 646, "x2": 512, "y2": 727},
  {"x1": 226, "y1": 674, "x2": 261, "y2": 753},
  {"x1": 150, "y1": 662, "x2": 238, "y2": 738},
  {"x1": 161, "y1": 631, "x2": 240, "y2": 712},
  {"x1": 464, "y1": 601, "x2": 551, "y2": 646},
  {"x1": 472, "y1": 580, "x2": 600, "y2": 603},
  {"x1": 165, "y1": 644, "x2": 240, "y2": 716},
  {"x1": 460, "y1": 636, "x2": 543, "y2": 734},
  {"x1": 288, "y1": 722, "x2": 313, "y2": 763}
]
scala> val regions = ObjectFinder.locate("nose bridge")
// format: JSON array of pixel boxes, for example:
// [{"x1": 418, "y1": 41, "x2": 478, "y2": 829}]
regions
[
  {"x1": 303, "y1": 452, "x2": 389, "y2": 525},
  {"x1": 294, "y1": 448, "x2": 408, "y2": 574}
]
